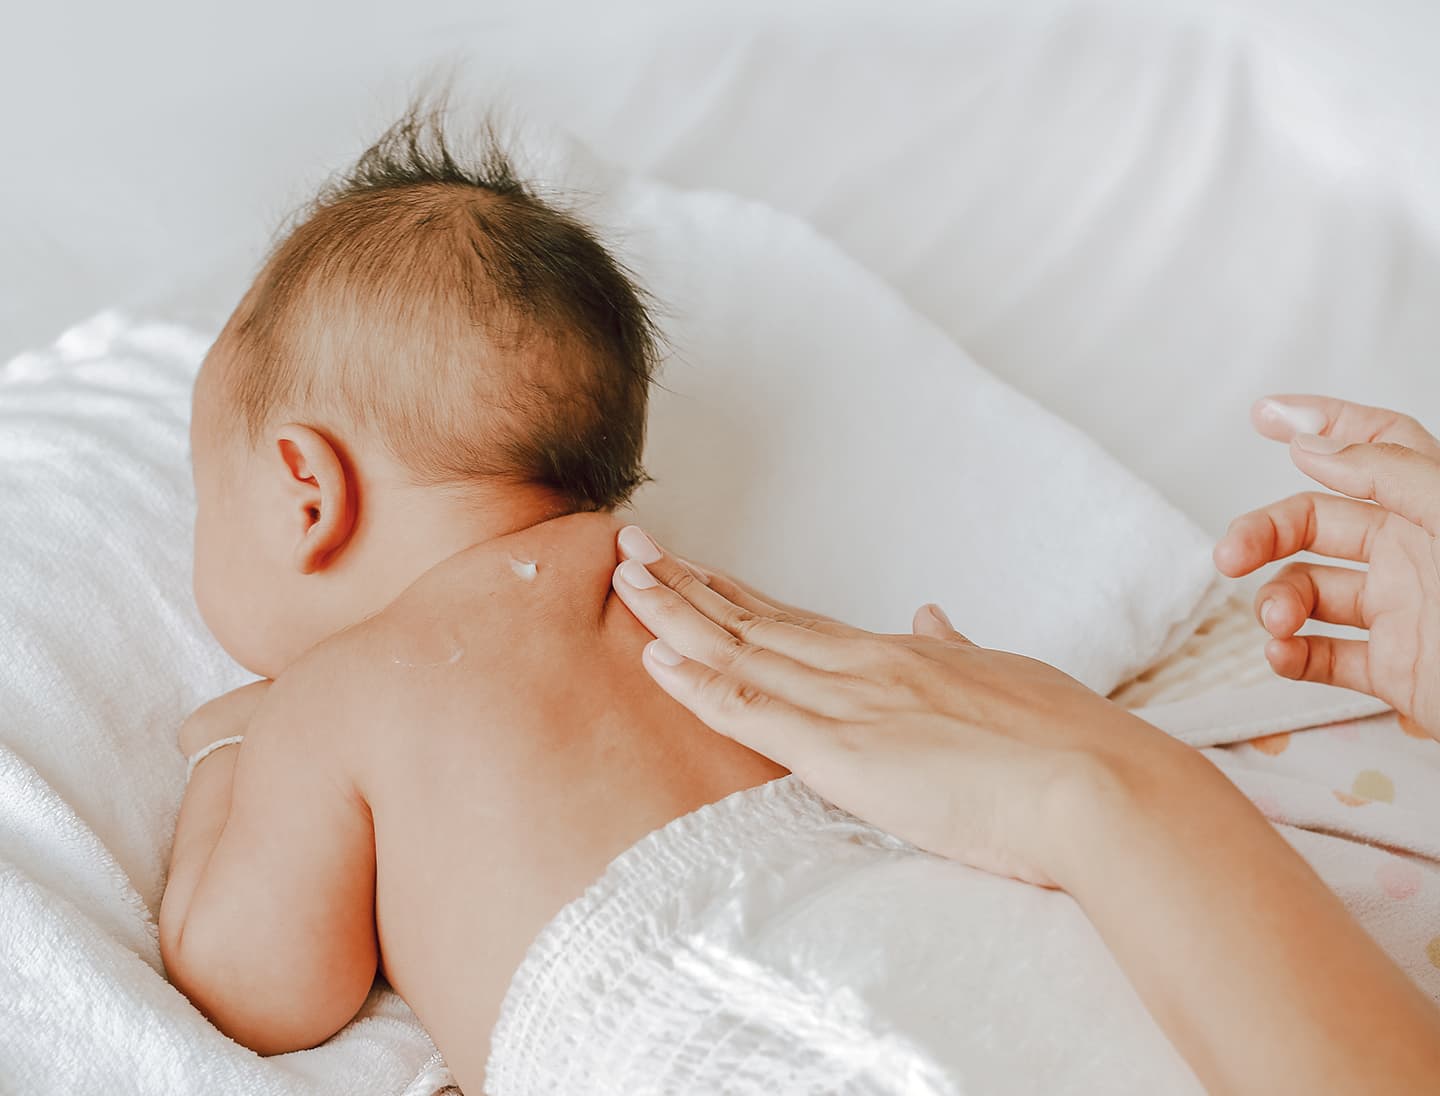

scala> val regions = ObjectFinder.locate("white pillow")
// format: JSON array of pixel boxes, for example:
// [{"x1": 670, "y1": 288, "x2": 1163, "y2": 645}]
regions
[
  {"x1": 0, "y1": 155, "x2": 1215, "y2": 1090},
  {"x1": 569, "y1": 149, "x2": 1219, "y2": 695}
]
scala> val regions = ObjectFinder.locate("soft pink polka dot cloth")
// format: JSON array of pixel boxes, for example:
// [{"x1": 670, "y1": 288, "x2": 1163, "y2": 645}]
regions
[{"x1": 1143, "y1": 684, "x2": 1440, "y2": 999}]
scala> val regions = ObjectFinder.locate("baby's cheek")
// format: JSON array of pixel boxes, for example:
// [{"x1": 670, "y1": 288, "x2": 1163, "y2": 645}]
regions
[
  {"x1": 191, "y1": 511, "x2": 255, "y2": 664},
  {"x1": 193, "y1": 503, "x2": 235, "y2": 587},
  {"x1": 191, "y1": 512, "x2": 220, "y2": 622}
]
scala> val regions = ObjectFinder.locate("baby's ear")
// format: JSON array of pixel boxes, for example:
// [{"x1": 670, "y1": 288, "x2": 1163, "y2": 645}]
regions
[{"x1": 273, "y1": 425, "x2": 355, "y2": 574}]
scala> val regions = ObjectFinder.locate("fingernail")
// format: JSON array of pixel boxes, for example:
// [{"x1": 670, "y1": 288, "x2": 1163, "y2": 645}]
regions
[
  {"x1": 1259, "y1": 399, "x2": 1327, "y2": 436},
  {"x1": 1260, "y1": 599, "x2": 1278, "y2": 632},
  {"x1": 927, "y1": 603, "x2": 952, "y2": 629},
  {"x1": 646, "y1": 640, "x2": 684, "y2": 666},
  {"x1": 618, "y1": 560, "x2": 657, "y2": 589},
  {"x1": 1294, "y1": 432, "x2": 1346, "y2": 455},
  {"x1": 618, "y1": 525, "x2": 662, "y2": 564}
]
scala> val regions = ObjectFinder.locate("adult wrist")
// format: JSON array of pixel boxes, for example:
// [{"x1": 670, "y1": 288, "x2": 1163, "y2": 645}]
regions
[{"x1": 1038, "y1": 733, "x2": 1234, "y2": 896}]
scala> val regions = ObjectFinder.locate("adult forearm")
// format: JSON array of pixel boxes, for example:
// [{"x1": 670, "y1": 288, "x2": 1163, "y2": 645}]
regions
[{"x1": 1056, "y1": 749, "x2": 1440, "y2": 1095}]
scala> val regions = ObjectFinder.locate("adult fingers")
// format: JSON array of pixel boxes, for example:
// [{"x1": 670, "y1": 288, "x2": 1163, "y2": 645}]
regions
[
  {"x1": 615, "y1": 526, "x2": 871, "y2": 669},
  {"x1": 1289, "y1": 438, "x2": 1440, "y2": 537},
  {"x1": 639, "y1": 640, "x2": 841, "y2": 773},
  {"x1": 1252, "y1": 395, "x2": 1440, "y2": 458},
  {"x1": 618, "y1": 526, "x2": 866, "y2": 650},
  {"x1": 1264, "y1": 635, "x2": 1374, "y2": 696},
  {"x1": 1253, "y1": 562, "x2": 1367, "y2": 637},
  {"x1": 1213, "y1": 491, "x2": 1387, "y2": 577},
  {"x1": 678, "y1": 557, "x2": 852, "y2": 633},
  {"x1": 613, "y1": 560, "x2": 881, "y2": 718}
]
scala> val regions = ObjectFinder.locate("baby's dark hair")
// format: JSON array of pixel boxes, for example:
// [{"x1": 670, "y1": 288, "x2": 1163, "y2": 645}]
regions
[{"x1": 216, "y1": 95, "x2": 660, "y2": 512}]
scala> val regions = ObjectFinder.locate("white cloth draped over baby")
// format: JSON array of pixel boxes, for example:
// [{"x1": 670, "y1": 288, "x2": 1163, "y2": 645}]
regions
[
  {"x1": 2, "y1": 131, "x2": 1431, "y2": 1095},
  {"x1": 483, "y1": 676, "x2": 1440, "y2": 1095},
  {"x1": 486, "y1": 775, "x2": 1185, "y2": 1094}
]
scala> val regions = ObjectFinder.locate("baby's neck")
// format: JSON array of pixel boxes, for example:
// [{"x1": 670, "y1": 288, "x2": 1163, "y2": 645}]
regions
[{"x1": 339, "y1": 479, "x2": 575, "y2": 627}]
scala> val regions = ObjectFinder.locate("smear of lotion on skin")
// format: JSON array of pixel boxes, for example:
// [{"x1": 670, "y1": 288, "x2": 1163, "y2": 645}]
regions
[
  {"x1": 391, "y1": 556, "x2": 536, "y2": 668},
  {"x1": 391, "y1": 646, "x2": 465, "y2": 669}
]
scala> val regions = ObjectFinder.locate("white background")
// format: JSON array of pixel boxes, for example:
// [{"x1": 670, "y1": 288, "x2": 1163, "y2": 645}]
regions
[{"x1": 3, "y1": 0, "x2": 1438, "y2": 535}]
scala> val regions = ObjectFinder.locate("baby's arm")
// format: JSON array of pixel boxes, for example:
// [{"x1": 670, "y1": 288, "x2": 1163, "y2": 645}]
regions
[
  {"x1": 160, "y1": 671, "x2": 378, "y2": 1055},
  {"x1": 175, "y1": 680, "x2": 272, "y2": 757}
]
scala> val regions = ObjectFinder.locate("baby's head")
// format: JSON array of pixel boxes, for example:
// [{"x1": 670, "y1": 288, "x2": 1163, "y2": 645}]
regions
[{"x1": 190, "y1": 102, "x2": 660, "y2": 678}]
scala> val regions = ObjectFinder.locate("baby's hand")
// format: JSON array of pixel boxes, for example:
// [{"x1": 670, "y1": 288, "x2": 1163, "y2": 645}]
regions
[
  {"x1": 177, "y1": 680, "x2": 273, "y2": 756},
  {"x1": 1214, "y1": 395, "x2": 1440, "y2": 739}
]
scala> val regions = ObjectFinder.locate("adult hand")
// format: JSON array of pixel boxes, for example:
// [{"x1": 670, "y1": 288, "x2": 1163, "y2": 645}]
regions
[
  {"x1": 610, "y1": 526, "x2": 1198, "y2": 890},
  {"x1": 1213, "y1": 395, "x2": 1440, "y2": 738}
]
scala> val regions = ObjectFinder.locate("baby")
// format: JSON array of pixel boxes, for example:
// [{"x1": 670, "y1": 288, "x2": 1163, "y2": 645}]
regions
[{"x1": 159, "y1": 102, "x2": 786, "y2": 1092}]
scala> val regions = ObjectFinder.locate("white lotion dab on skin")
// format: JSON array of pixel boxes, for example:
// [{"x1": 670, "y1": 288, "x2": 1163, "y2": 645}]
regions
[
  {"x1": 510, "y1": 557, "x2": 539, "y2": 582},
  {"x1": 391, "y1": 646, "x2": 464, "y2": 669}
]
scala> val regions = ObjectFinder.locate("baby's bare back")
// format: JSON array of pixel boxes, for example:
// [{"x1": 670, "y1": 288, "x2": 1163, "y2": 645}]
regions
[{"x1": 334, "y1": 513, "x2": 786, "y2": 1089}]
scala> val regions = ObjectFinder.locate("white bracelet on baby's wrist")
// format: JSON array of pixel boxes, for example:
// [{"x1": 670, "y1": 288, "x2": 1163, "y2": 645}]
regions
[{"x1": 185, "y1": 735, "x2": 245, "y2": 784}]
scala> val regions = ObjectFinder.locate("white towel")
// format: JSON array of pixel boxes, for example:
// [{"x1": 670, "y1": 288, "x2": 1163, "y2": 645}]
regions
[{"x1": 0, "y1": 317, "x2": 448, "y2": 1096}]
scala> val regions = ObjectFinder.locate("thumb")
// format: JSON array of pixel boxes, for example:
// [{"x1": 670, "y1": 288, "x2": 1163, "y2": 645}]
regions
[{"x1": 912, "y1": 603, "x2": 971, "y2": 643}]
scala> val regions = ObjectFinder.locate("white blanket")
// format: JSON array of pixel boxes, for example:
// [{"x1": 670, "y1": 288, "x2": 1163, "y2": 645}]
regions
[
  {"x1": 0, "y1": 145, "x2": 1218, "y2": 1093},
  {"x1": 0, "y1": 318, "x2": 446, "y2": 1095}
]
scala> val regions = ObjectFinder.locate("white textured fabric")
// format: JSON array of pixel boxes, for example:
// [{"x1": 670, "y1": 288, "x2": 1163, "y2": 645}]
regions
[
  {"x1": 485, "y1": 773, "x2": 1198, "y2": 1094},
  {"x1": 1109, "y1": 590, "x2": 1276, "y2": 708},
  {"x1": 487, "y1": 680, "x2": 1440, "y2": 1095},
  {"x1": 0, "y1": 318, "x2": 447, "y2": 1095}
]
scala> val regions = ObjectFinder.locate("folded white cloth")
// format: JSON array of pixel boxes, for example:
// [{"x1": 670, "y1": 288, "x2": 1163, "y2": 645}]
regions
[
  {"x1": 486, "y1": 680, "x2": 1440, "y2": 1095},
  {"x1": 485, "y1": 773, "x2": 1198, "y2": 1095}
]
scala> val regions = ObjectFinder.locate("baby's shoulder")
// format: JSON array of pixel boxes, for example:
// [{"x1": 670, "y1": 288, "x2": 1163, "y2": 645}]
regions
[{"x1": 265, "y1": 513, "x2": 646, "y2": 799}]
